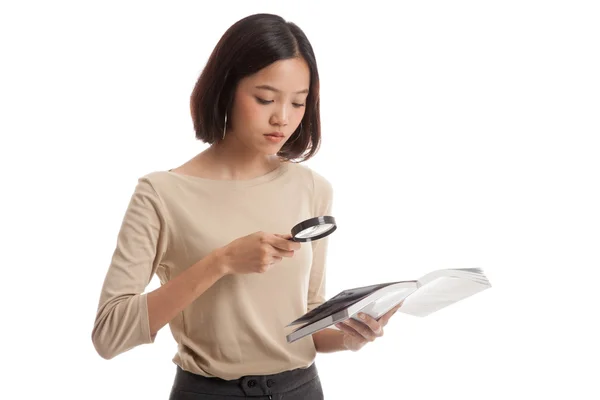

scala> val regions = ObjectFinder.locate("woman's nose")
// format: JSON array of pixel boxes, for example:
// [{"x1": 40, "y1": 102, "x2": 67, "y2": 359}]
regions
[{"x1": 271, "y1": 105, "x2": 289, "y2": 127}]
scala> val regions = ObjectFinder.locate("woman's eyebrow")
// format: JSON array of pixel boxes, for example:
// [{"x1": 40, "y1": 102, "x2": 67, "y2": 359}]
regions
[{"x1": 255, "y1": 84, "x2": 309, "y2": 94}]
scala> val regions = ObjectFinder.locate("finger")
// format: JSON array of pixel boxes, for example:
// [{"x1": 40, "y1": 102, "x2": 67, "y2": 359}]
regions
[
  {"x1": 271, "y1": 255, "x2": 283, "y2": 263},
  {"x1": 267, "y1": 234, "x2": 301, "y2": 251},
  {"x1": 269, "y1": 246, "x2": 295, "y2": 258},
  {"x1": 335, "y1": 323, "x2": 364, "y2": 341},
  {"x1": 357, "y1": 313, "x2": 384, "y2": 336},
  {"x1": 380, "y1": 302, "x2": 403, "y2": 326},
  {"x1": 343, "y1": 318, "x2": 380, "y2": 341},
  {"x1": 274, "y1": 233, "x2": 293, "y2": 240}
]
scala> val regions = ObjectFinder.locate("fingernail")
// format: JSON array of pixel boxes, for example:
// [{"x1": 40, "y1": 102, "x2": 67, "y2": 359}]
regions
[{"x1": 359, "y1": 313, "x2": 366, "y2": 320}]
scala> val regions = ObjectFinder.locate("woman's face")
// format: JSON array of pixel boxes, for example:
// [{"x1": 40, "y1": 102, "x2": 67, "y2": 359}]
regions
[{"x1": 228, "y1": 57, "x2": 310, "y2": 155}]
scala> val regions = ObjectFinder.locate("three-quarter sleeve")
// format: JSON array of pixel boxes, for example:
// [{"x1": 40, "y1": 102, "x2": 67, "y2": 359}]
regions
[
  {"x1": 91, "y1": 176, "x2": 168, "y2": 359},
  {"x1": 306, "y1": 171, "x2": 334, "y2": 312}
]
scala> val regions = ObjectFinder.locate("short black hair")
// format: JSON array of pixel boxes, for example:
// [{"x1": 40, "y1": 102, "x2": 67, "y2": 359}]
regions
[{"x1": 190, "y1": 13, "x2": 321, "y2": 162}]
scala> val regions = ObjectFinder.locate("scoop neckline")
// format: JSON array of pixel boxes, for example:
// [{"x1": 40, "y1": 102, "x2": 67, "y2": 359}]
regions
[{"x1": 166, "y1": 161, "x2": 290, "y2": 188}]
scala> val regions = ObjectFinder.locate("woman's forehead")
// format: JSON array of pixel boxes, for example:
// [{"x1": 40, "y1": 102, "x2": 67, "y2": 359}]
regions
[{"x1": 243, "y1": 59, "x2": 310, "y2": 93}]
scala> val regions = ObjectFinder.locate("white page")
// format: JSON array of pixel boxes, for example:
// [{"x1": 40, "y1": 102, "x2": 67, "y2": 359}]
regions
[
  {"x1": 400, "y1": 276, "x2": 490, "y2": 317},
  {"x1": 350, "y1": 287, "x2": 416, "y2": 321}
]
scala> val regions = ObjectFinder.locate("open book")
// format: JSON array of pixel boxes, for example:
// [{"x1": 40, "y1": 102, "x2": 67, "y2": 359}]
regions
[{"x1": 286, "y1": 268, "x2": 491, "y2": 343}]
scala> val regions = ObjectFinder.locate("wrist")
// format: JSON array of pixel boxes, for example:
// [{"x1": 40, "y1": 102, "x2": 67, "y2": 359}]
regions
[
  {"x1": 313, "y1": 328, "x2": 349, "y2": 353},
  {"x1": 186, "y1": 247, "x2": 230, "y2": 298},
  {"x1": 211, "y1": 246, "x2": 231, "y2": 277}
]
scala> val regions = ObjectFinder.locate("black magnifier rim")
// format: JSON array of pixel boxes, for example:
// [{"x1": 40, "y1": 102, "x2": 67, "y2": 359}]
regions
[{"x1": 291, "y1": 216, "x2": 337, "y2": 242}]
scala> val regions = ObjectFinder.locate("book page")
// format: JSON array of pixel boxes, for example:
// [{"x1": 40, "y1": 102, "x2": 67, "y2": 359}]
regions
[
  {"x1": 418, "y1": 267, "x2": 489, "y2": 286},
  {"x1": 399, "y1": 276, "x2": 490, "y2": 317},
  {"x1": 350, "y1": 287, "x2": 416, "y2": 321}
]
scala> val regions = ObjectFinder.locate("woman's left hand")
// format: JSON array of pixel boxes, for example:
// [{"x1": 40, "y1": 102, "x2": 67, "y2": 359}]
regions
[{"x1": 335, "y1": 302, "x2": 403, "y2": 352}]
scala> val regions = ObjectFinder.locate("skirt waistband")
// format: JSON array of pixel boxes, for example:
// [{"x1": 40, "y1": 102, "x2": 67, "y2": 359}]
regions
[{"x1": 171, "y1": 363, "x2": 319, "y2": 397}]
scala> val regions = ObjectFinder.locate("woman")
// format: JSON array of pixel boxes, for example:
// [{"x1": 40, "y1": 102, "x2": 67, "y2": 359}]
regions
[{"x1": 92, "y1": 13, "x2": 401, "y2": 399}]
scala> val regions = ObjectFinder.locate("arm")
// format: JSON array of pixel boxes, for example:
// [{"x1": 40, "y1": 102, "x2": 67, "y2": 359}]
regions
[
  {"x1": 146, "y1": 249, "x2": 226, "y2": 337},
  {"x1": 91, "y1": 177, "x2": 226, "y2": 359},
  {"x1": 313, "y1": 328, "x2": 348, "y2": 353},
  {"x1": 305, "y1": 173, "x2": 403, "y2": 354},
  {"x1": 306, "y1": 171, "x2": 338, "y2": 352}
]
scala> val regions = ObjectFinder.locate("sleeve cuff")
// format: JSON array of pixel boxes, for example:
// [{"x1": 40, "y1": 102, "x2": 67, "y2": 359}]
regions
[{"x1": 139, "y1": 293, "x2": 156, "y2": 344}]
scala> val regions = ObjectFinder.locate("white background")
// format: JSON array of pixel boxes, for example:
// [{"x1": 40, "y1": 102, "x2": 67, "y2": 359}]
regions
[{"x1": 1, "y1": 1, "x2": 599, "y2": 399}]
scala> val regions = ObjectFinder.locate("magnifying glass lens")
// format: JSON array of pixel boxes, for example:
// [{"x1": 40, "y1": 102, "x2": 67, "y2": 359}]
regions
[
  {"x1": 291, "y1": 216, "x2": 337, "y2": 242},
  {"x1": 295, "y1": 223, "x2": 335, "y2": 239}
]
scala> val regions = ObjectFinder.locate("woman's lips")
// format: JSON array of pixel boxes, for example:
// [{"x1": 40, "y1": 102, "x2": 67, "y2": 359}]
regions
[{"x1": 264, "y1": 134, "x2": 284, "y2": 143}]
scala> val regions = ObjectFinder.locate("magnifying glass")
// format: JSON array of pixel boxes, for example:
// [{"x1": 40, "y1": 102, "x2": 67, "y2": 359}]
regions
[{"x1": 290, "y1": 216, "x2": 337, "y2": 242}]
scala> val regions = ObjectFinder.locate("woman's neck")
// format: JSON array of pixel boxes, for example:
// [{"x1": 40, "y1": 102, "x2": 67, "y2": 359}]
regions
[{"x1": 192, "y1": 143, "x2": 282, "y2": 181}]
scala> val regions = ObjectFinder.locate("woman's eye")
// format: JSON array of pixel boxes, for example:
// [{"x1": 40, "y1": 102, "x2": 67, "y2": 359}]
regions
[
  {"x1": 255, "y1": 97, "x2": 305, "y2": 108},
  {"x1": 255, "y1": 97, "x2": 272, "y2": 105}
]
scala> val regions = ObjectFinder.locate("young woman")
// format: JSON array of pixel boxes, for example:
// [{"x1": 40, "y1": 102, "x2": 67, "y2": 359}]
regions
[{"x1": 92, "y1": 13, "x2": 401, "y2": 399}]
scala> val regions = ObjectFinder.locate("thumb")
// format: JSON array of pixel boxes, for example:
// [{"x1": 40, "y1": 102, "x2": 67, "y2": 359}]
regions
[{"x1": 274, "y1": 233, "x2": 293, "y2": 240}]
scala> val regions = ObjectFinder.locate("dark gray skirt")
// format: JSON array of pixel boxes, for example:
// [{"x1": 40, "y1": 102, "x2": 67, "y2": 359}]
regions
[{"x1": 168, "y1": 362, "x2": 324, "y2": 399}]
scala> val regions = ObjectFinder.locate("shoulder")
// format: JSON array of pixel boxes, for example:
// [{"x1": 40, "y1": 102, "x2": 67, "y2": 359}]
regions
[
  {"x1": 286, "y1": 162, "x2": 333, "y2": 211},
  {"x1": 126, "y1": 170, "x2": 168, "y2": 193},
  {"x1": 125, "y1": 170, "x2": 179, "y2": 204},
  {"x1": 286, "y1": 162, "x2": 332, "y2": 192},
  {"x1": 138, "y1": 170, "x2": 172, "y2": 187}
]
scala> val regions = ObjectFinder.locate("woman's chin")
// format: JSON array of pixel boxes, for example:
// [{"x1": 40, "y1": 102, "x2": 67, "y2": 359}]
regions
[{"x1": 256, "y1": 141, "x2": 284, "y2": 155}]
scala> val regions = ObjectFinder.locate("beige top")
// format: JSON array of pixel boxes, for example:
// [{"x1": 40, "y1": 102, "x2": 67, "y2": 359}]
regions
[{"x1": 91, "y1": 161, "x2": 333, "y2": 380}]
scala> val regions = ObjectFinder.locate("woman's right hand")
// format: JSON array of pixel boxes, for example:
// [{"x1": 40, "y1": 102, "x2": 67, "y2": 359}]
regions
[{"x1": 218, "y1": 231, "x2": 301, "y2": 275}]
